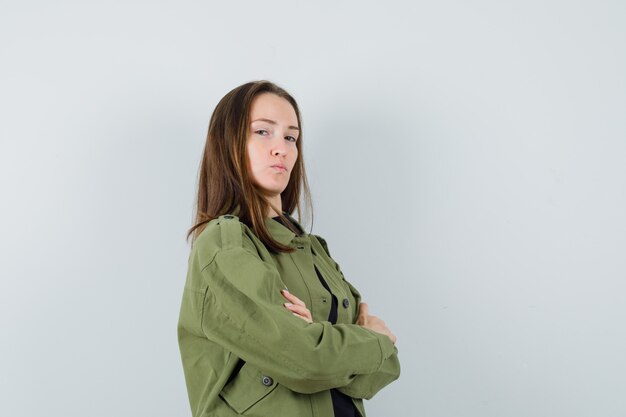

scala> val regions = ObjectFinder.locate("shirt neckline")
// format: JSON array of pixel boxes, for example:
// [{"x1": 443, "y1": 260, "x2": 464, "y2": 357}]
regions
[{"x1": 271, "y1": 213, "x2": 304, "y2": 237}]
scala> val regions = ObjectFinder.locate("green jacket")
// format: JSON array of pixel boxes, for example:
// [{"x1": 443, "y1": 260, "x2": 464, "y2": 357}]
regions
[{"x1": 177, "y1": 214, "x2": 400, "y2": 417}]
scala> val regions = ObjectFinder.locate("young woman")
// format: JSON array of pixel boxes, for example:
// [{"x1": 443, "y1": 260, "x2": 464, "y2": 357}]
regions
[{"x1": 177, "y1": 80, "x2": 400, "y2": 417}]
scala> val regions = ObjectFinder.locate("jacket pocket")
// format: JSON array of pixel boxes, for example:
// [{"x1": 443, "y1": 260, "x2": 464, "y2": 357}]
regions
[{"x1": 219, "y1": 361, "x2": 279, "y2": 414}]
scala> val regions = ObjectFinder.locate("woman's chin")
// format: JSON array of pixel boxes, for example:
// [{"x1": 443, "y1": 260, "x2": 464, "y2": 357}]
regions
[{"x1": 258, "y1": 182, "x2": 289, "y2": 195}]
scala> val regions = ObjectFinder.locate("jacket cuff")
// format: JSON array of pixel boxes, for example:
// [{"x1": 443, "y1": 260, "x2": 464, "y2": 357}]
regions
[{"x1": 366, "y1": 329, "x2": 395, "y2": 370}]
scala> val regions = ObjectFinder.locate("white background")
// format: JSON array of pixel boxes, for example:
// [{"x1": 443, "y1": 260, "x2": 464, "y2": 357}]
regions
[{"x1": 1, "y1": 1, "x2": 625, "y2": 416}]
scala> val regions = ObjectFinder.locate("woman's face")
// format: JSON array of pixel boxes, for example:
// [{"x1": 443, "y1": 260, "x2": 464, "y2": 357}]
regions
[{"x1": 246, "y1": 93, "x2": 299, "y2": 198}]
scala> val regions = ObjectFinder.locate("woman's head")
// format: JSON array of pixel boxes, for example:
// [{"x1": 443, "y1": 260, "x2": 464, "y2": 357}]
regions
[
  {"x1": 187, "y1": 80, "x2": 312, "y2": 252},
  {"x1": 247, "y1": 92, "x2": 299, "y2": 202}
]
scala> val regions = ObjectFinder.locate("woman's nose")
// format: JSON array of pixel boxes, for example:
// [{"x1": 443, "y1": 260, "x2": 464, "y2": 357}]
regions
[{"x1": 272, "y1": 140, "x2": 288, "y2": 156}]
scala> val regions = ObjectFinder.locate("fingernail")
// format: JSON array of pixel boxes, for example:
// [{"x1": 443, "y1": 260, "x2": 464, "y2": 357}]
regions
[
  {"x1": 282, "y1": 287, "x2": 289, "y2": 293},
  {"x1": 284, "y1": 302, "x2": 293, "y2": 307}
]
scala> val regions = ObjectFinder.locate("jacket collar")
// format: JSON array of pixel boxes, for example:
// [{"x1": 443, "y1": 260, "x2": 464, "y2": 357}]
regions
[
  {"x1": 264, "y1": 212, "x2": 305, "y2": 246},
  {"x1": 226, "y1": 208, "x2": 304, "y2": 246}
]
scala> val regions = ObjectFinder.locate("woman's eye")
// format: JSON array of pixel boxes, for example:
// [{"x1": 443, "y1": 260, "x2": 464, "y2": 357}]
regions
[
  {"x1": 256, "y1": 129, "x2": 269, "y2": 136},
  {"x1": 285, "y1": 136, "x2": 297, "y2": 142}
]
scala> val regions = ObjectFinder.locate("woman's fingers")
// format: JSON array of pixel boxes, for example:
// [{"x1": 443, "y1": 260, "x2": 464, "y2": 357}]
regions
[
  {"x1": 355, "y1": 303, "x2": 397, "y2": 344},
  {"x1": 280, "y1": 290, "x2": 312, "y2": 323},
  {"x1": 284, "y1": 303, "x2": 310, "y2": 317},
  {"x1": 280, "y1": 289, "x2": 306, "y2": 307},
  {"x1": 357, "y1": 302, "x2": 368, "y2": 325},
  {"x1": 358, "y1": 302, "x2": 369, "y2": 318},
  {"x1": 284, "y1": 303, "x2": 312, "y2": 323}
]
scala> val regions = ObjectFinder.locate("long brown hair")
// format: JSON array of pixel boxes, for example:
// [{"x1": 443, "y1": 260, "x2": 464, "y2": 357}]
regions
[{"x1": 186, "y1": 80, "x2": 313, "y2": 253}]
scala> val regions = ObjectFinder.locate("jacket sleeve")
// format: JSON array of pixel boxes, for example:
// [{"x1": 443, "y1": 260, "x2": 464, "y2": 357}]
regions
[
  {"x1": 199, "y1": 245, "x2": 396, "y2": 395},
  {"x1": 335, "y1": 279, "x2": 401, "y2": 399},
  {"x1": 313, "y1": 234, "x2": 401, "y2": 399}
]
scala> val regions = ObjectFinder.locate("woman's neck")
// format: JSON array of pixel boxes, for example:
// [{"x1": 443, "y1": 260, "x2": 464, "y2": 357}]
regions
[{"x1": 266, "y1": 194, "x2": 282, "y2": 218}]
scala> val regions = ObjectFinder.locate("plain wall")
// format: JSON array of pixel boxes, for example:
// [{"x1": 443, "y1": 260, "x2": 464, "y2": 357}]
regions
[{"x1": 1, "y1": 1, "x2": 625, "y2": 416}]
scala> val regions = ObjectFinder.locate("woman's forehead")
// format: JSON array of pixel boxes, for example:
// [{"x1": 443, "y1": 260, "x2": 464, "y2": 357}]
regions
[{"x1": 250, "y1": 93, "x2": 298, "y2": 127}]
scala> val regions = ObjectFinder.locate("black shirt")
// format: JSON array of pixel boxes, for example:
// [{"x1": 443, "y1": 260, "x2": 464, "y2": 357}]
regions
[{"x1": 273, "y1": 215, "x2": 360, "y2": 417}]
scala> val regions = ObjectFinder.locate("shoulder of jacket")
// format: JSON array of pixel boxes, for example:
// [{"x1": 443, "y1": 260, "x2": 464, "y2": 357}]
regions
[
  {"x1": 215, "y1": 214, "x2": 244, "y2": 250},
  {"x1": 192, "y1": 215, "x2": 246, "y2": 268},
  {"x1": 310, "y1": 233, "x2": 331, "y2": 257}
]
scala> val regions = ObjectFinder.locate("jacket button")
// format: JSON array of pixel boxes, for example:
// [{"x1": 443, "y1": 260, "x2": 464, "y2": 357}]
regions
[
  {"x1": 342, "y1": 298, "x2": 350, "y2": 308},
  {"x1": 261, "y1": 376, "x2": 273, "y2": 386}
]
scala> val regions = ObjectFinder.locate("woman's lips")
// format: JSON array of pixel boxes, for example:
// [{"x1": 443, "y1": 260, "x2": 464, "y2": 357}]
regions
[{"x1": 271, "y1": 165, "x2": 287, "y2": 172}]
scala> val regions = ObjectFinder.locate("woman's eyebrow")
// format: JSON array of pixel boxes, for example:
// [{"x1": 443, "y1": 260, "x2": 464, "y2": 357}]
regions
[{"x1": 251, "y1": 118, "x2": 300, "y2": 131}]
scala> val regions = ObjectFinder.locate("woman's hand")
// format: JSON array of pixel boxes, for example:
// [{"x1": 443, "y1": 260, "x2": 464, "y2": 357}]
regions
[
  {"x1": 281, "y1": 289, "x2": 313, "y2": 323},
  {"x1": 356, "y1": 302, "x2": 397, "y2": 344}
]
